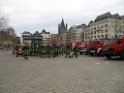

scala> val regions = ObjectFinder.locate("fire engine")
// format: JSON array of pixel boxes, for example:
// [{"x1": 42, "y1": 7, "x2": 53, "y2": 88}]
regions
[
  {"x1": 102, "y1": 37, "x2": 124, "y2": 59},
  {"x1": 86, "y1": 40, "x2": 104, "y2": 56},
  {"x1": 78, "y1": 42, "x2": 88, "y2": 54}
]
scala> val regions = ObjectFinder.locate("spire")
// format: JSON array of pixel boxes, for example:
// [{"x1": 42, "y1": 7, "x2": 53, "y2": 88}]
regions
[{"x1": 61, "y1": 18, "x2": 65, "y2": 27}]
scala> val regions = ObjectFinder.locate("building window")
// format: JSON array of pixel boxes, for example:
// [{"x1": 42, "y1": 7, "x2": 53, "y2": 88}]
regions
[
  {"x1": 101, "y1": 25, "x2": 103, "y2": 28},
  {"x1": 105, "y1": 34, "x2": 108, "y2": 38},
  {"x1": 94, "y1": 27, "x2": 96, "y2": 30},
  {"x1": 101, "y1": 35, "x2": 104, "y2": 38},
  {"x1": 105, "y1": 24, "x2": 108, "y2": 27},
  {"x1": 105, "y1": 29, "x2": 108, "y2": 33},
  {"x1": 94, "y1": 31, "x2": 96, "y2": 34}
]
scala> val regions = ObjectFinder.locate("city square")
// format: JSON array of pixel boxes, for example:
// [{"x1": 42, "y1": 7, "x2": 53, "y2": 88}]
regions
[
  {"x1": 0, "y1": 0, "x2": 124, "y2": 93},
  {"x1": 0, "y1": 50, "x2": 124, "y2": 93}
]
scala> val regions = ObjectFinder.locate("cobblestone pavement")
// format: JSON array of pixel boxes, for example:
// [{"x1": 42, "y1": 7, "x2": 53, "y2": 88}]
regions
[{"x1": 0, "y1": 51, "x2": 124, "y2": 93}]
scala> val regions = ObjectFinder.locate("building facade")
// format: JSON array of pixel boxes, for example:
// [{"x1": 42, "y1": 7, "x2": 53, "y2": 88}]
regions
[
  {"x1": 20, "y1": 30, "x2": 51, "y2": 46},
  {"x1": 41, "y1": 29, "x2": 51, "y2": 46},
  {"x1": 66, "y1": 24, "x2": 86, "y2": 43},
  {"x1": 84, "y1": 12, "x2": 124, "y2": 42},
  {"x1": 20, "y1": 31, "x2": 42, "y2": 45}
]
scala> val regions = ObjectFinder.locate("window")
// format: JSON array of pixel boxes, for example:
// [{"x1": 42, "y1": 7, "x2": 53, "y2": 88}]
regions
[
  {"x1": 101, "y1": 35, "x2": 104, "y2": 38},
  {"x1": 94, "y1": 27, "x2": 96, "y2": 30},
  {"x1": 94, "y1": 31, "x2": 96, "y2": 34},
  {"x1": 105, "y1": 34, "x2": 108, "y2": 38},
  {"x1": 105, "y1": 24, "x2": 108, "y2": 27},
  {"x1": 97, "y1": 26, "x2": 100, "y2": 29},
  {"x1": 101, "y1": 25, "x2": 103, "y2": 28},
  {"x1": 105, "y1": 29, "x2": 108, "y2": 33},
  {"x1": 104, "y1": 39, "x2": 116, "y2": 45}
]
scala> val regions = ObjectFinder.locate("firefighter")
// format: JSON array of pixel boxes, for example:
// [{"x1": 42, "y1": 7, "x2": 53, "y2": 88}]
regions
[
  {"x1": 34, "y1": 45, "x2": 37, "y2": 56},
  {"x1": 65, "y1": 47, "x2": 71, "y2": 58},
  {"x1": 39, "y1": 46, "x2": 42, "y2": 57},
  {"x1": 73, "y1": 46, "x2": 79, "y2": 58},
  {"x1": 29, "y1": 46, "x2": 32, "y2": 56},
  {"x1": 32, "y1": 45, "x2": 35, "y2": 56},
  {"x1": 42, "y1": 47, "x2": 46, "y2": 58},
  {"x1": 24, "y1": 45, "x2": 29, "y2": 59}
]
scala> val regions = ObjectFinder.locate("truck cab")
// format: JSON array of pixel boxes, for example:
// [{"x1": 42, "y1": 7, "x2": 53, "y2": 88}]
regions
[
  {"x1": 78, "y1": 43, "x2": 87, "y2": 55},
  {"x1": 102, "y1": 38, "x2": 124, "y2": 59},
  {"x1": 88, "y1": 40, "x2": 104, "y2": 56}
]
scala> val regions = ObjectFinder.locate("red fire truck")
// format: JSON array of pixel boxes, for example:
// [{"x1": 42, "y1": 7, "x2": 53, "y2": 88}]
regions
[
  {"x1": 78, "y1": 43, "x2": 88, "y2": 54},
  {"x1": 102, "y1": 37, "x2": 124, "y2": 59},
  {"x1": 87, "y1": 40, "x2": 104, "y2": 56}
]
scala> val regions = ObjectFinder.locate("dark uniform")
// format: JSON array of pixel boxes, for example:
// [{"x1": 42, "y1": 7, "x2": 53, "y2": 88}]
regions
[{"x1": 73, "y1": 46, "x2": 79, "y2": 58}]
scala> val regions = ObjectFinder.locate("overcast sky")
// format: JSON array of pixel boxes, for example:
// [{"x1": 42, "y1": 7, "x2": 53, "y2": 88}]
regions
[{"x1": 0, "y1": 0, "x2": 124, "y2": 36}]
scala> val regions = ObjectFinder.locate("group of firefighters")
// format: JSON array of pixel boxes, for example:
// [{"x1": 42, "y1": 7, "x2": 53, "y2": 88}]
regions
[
  {"x1": 14, "y1": 36, "x2": 124, "y2": 60},
  {"x1": 15, "y1": 44, "x2": 79, "y2": 58}
]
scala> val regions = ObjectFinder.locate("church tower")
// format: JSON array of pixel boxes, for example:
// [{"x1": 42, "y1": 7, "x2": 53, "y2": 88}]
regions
[
  {"x1": 58, "y1": 18, "x2": 67, "y2": 34},
  {"x1": 58, "y1": 18, "x2": 68, "y2": 45}
]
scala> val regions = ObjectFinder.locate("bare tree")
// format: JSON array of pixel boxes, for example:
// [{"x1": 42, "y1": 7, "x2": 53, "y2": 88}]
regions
[
  {"x1": 0, "y1": 12, "x2": 8, "y2": 30},
  {"x1": 0, "y1": 10, "x2": 17, "y2": 51}
]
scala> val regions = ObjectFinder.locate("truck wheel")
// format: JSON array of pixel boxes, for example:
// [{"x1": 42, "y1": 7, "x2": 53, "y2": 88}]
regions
[
  {"x1": 90, "y1": 53, "x2": 93, "y2": 56},
  {"x1": 106, "y1": 55, "x2": 111, "y2": 59},
  {"x1": 97, "y1": 50, "x2": 103, "y2": 56},
  {"x1": 120, "y1": 52, "x2": 124, "y2": 59}
]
